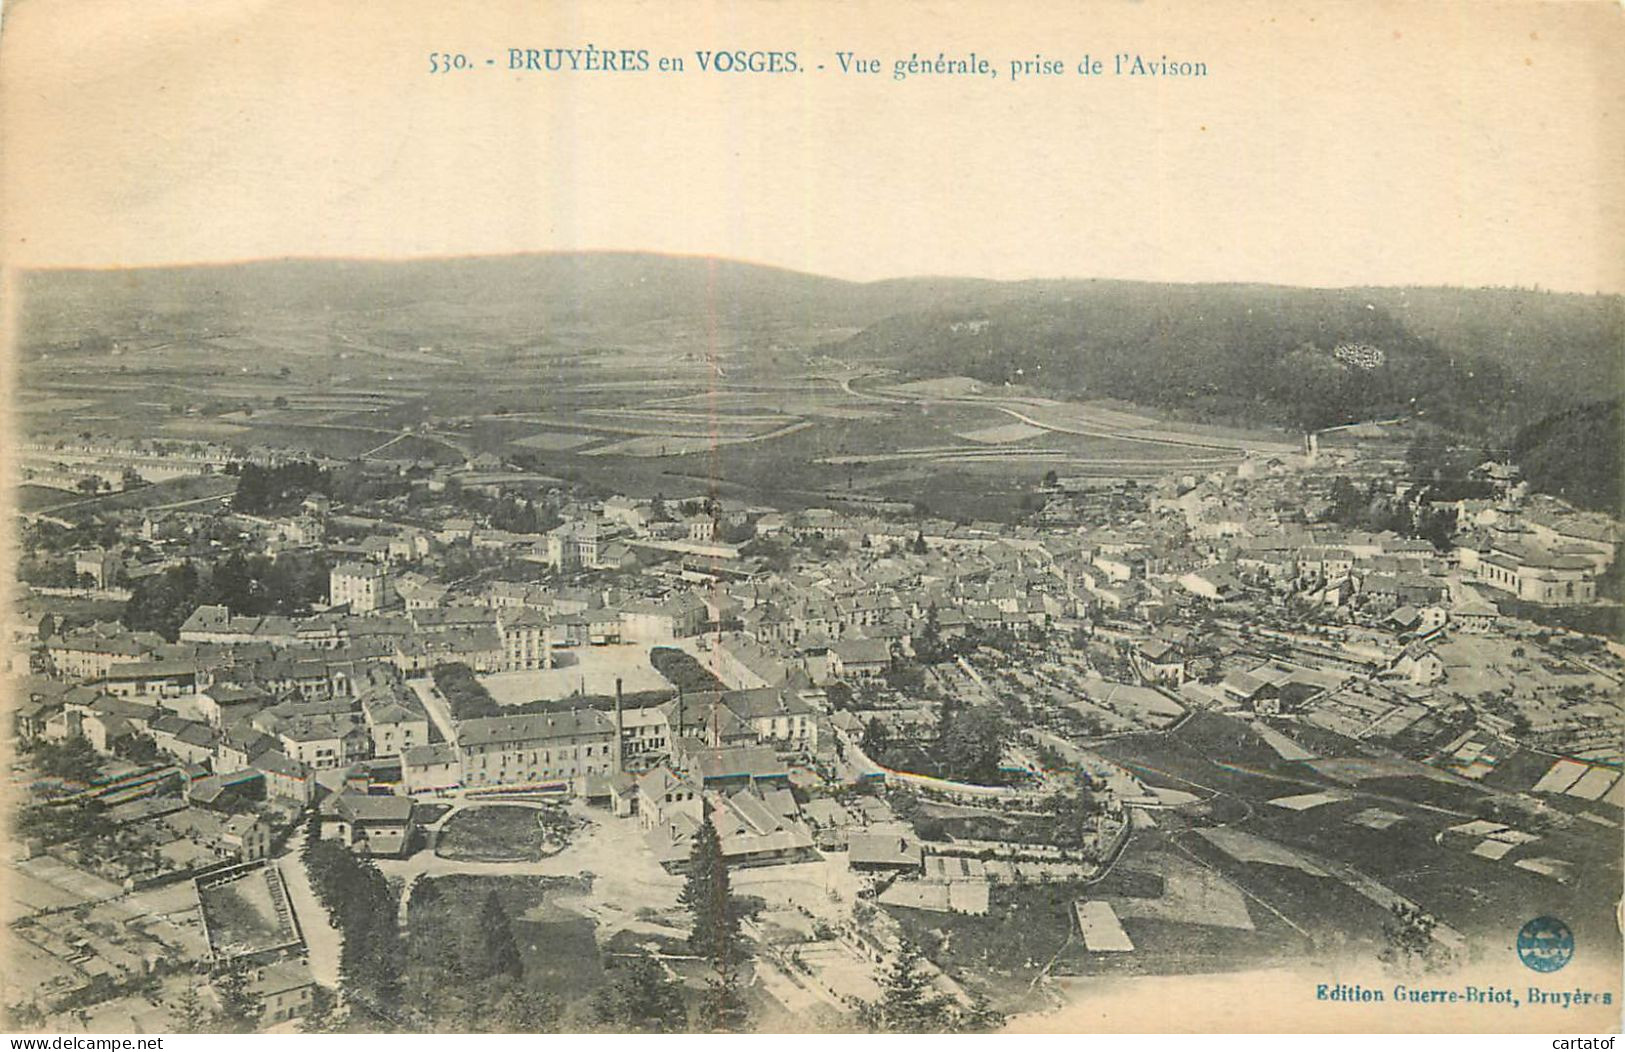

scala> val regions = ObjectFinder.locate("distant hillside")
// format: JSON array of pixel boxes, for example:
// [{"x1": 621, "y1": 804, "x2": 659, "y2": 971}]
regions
[
  {"x1": 1358, "y1": 287, "x2": 1623, "y2": 414},
  {"x1": 829, "y1": 281, "x2": 1565, "y2": 435},
  {"x1": 17, "y1": 253, "x2": 991, "y2": 354},
  {"x1": 19, "y1": 252, "x2": 1621, "y2": 444},
  {"x1": 1511, "y1": 398, "x2": 1623, "y2": 514}
]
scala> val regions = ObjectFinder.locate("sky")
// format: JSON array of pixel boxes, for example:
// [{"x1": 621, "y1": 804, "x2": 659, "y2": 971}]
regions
[{"x1": 2, "y1": 0, "x2": 1622, "y2": 293}]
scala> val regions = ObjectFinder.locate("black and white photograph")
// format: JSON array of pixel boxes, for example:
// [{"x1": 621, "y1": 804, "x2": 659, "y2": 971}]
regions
[{"x1": 0, "y1": 0, "x2": 1620, "y2": 1038}]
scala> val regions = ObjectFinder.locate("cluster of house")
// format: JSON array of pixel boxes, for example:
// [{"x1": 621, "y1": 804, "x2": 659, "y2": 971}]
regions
[
  {"x1": 19, "y1": 458, "x2": 1623, "y2": 880},
  {"x1": 1161, "y1": 466, "x2": 1615, "y2": 611},
  {"x1": 25, "y1": 472, "x2": 1619, "y2": 828},
  {"x1": 15, "y1": 651, "x2": 440, "y2": 873}
]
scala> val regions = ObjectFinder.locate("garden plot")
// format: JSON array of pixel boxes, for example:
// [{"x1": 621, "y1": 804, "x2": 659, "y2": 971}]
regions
[
  {"x1": 1303, "y1": 757, "x2": 1433, "y2": 784},
  {"x1": 792, "y1": 941, "x2": 886, "y2": 1005},
  {"x1": 1348, "y1": 808, "x2": 1405, "y2": 831},
  {"x1": 1530, "y1": 758, "x2": 1623, "y2": 802},
  {"x1": 1302, "y1": 686, "x2": 1405, "y2": 739},
  {"x1": 1359, "y1": 703, "x2": 1429, "y2": 741},
  {"x1": 436, "y1": 805, "x2": 574, "y2": 863},
  {"x1": 648, "y1": 388, "x2": 889, "y2": 420},
  {"x1": 1566, "y1": 766, "x2": 1620, "y2": 801},
  {"x1": 878, "y1": 882, "x2": 990, "y2": 914},
  {"x1": 1441, "y1": 820, "x2": 1541, "y2": 864},
  {"x1": 581, "y1": 407, "x2": 800, "y2": 433},
  {"x1": 1513, "y1": 857, "x2": 1576, "y2": 882},
  {"x1": 1111, "y1": 856, "x2": 1254, "y2": 931},
  {"x1": 1532, "y1": 758, "x2": 1591, "y2": 794},
  {"x1": 14, "y1": 856, "x2": 124, "y2": 906},
  {"x1": 1268, "y1": 789, "x2": 1352, "y2": 811},
  {"x1": 7, "y1": 870, "x2": 87, "y2": 913},
  {"x1": 158, "y1": 420, "x2": 253, "y2": 438},
  {"x1": 1248, "y1": 721, "x2": 1316, "y2": 761},
  {"x1": 583, "y1": 420, "x2": 812, "y2": 457},
  {"x1": 1064, "y1": 696, "x2": 1137, "y2": 735},
  {"x1": 1436, "y1": 735, "x2": 1527, "y2": 781},
  {"x1": 883, "y1": 376, "x2": 987, "y2": 398},
  {"x1": 1086, "y1": 681, "x2": 1185, "y2": 729},
  {"x1": 1195, "y1": 828, "x2": 1330, "y2": 878},
  {"x1": 1074, "y1": 900, "x2": 1135, "y2": 952}
]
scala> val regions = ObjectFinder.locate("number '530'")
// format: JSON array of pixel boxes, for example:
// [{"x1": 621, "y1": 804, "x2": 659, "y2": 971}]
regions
[{"x1": 429, "y1": 53, "x2": 471, "y2": 73}]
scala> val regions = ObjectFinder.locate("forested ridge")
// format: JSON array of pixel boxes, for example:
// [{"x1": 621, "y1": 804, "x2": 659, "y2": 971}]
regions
[
  {"x1": 832, "y1": 281, "x2": 1620, "y2": 438},
  {"x1": 1511, "y1": 398, "x2": 1623, "y2": 514}
]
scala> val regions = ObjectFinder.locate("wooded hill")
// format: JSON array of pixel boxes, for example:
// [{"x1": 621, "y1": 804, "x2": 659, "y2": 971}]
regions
[
  {"x1": 830, "y1": 280, "x2": 1621, "y2": 439},
  {"x1": 1511, "y1": 398, "x2": 1622, "y2": 515}
]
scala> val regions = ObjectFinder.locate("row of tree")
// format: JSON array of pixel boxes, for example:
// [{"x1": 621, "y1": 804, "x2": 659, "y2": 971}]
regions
[
  {"x1": 650, "y1": 647, "x2": 727, "y2": 694},
  {"x1": 121, "y1": 550, "x2": 330, "y2": 640},
  {"x1": 301, "y1": 827, "x2": 406, "y2": 1023},
  {"x1": 430, "y1": 662, "x2": 504, "y2": 720}
]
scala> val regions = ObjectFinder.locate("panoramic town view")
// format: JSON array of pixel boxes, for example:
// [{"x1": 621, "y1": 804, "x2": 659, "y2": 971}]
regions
[{"x1": 5, "y1": 255, "x2": 1622, "y2": 1032}]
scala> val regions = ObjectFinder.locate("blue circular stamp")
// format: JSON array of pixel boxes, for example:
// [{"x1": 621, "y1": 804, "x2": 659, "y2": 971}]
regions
[{"x1": 1516, "y1": 916, "x2": 1574, "y2": 973}]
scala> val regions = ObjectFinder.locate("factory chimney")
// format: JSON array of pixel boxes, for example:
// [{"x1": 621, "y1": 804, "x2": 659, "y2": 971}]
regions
[{"x1": 614, "y1": 677, "x2": 625, "y2": 775}]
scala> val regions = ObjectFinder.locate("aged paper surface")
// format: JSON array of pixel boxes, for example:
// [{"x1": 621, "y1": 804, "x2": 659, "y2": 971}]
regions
[{"x1": 1, "y1": 0, "x2": 1621, "y2": 1036}]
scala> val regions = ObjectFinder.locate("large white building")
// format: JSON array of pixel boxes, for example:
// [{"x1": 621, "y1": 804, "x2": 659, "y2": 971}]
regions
[
  {"x1": 455, "y1": 710, "x2": 618, "y2": 789},
  {"x1": 546, "y1": 519, "x2": 600, "y2": 571},
  {"x1": 329, "y1": 562, "x2": 394, "y2": 613},
  {"x1": 497, "y1": 608, "x2": 552, "y2": 671}
]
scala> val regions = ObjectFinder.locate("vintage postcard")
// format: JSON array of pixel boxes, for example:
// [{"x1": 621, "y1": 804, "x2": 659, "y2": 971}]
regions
[{"x1": 0, "y1": 0, "x2": 1620, "y2": 1037}]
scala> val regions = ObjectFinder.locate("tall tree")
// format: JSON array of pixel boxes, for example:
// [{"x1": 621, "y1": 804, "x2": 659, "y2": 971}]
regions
[
  {"x1": 870, "y1": 937, "x2": 953, "y2": 1033},
  {"x1": 172, "y1": 984, "x2": 210, "y2": 1033},
  {"x1": 297, "y1": 984, "x2": 339, "y2": 1034},
  {"x1": 335, "y1": 859, "x2": 404, "y2": 1009},
  {"x1": 956, "y1": 993, "x2": 1008, "y2": 1033},
  {"x1": 678, "y1": 812, "x2": 739, "y2": 962},
  {"x1": 474, "y1": 889, "x2": 525, "y2": 983},
  {"x1": 32, "y1": 737, "x2": 102, "y2": 783},
  {"x1": 679, "y1": 810, "x2": 748, "y2": 1031},
  {"x1": 860, "y1": 717, "x2": 890, "y2": 758},
  {"x1": 300, "y1": 807, "x2": 321, "y2": 862},
  {"x1": 1379, "y1": 904, "x2": 1448, "y2": 975},
  {"x1": 937, "y1": 703, "x2": 1007, "y2": 785}
]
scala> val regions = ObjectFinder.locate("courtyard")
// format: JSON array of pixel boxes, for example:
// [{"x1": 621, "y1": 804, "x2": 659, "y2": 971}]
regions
[{"x1": 479, "y1": 643, "x2": 676, "y2": 704}]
